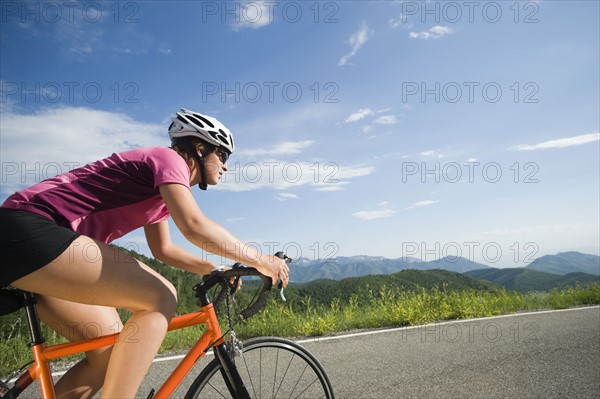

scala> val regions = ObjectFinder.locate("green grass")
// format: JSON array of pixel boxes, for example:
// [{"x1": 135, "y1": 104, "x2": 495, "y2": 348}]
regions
[
  {"x1": 230, "y1": 283, "x2": 600, "y2": 338},
  {"x1": 2, "y1": 283, "x2": 599, "y2": 377}
]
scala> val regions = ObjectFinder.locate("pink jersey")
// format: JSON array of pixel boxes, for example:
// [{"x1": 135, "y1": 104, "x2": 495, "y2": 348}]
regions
[{"x1": 1, "y1": 147, "x2": 190, "y2": 243}]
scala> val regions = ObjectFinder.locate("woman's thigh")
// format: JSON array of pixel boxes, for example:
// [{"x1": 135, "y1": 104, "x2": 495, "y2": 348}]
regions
[
  {"x1": 11, "y1": 235, "x2": 177, "y2": 314},
  {"x1": 36, "y1": 296, "x2": 123, "y2": 342}
]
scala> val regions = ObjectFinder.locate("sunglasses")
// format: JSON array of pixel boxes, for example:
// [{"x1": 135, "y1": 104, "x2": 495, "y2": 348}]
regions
[{"x1": 215, "y1": 148, "x2": 230, "y2": 164}]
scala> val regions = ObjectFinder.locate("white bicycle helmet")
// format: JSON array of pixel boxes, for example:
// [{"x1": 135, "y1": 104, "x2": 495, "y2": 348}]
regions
[{"x1": 168, "y1": 108, "x2": 235, "y2": 154}]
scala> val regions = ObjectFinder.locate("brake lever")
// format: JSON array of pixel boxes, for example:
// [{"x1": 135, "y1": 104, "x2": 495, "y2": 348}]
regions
[
  {"x1": 274, "y1": 252, "x2": 291, "y2": 302},
  {"x1": 277, "y1": 280, "x2": 286, "y2": 302},
  {"x1": 229, "y1": 276, "x2": 241, "y2": 297}
]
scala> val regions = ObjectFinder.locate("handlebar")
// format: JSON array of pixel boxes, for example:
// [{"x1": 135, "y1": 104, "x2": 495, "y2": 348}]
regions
[{"x1": 193, "y1": 252, "x2": 292, "y2": 321}]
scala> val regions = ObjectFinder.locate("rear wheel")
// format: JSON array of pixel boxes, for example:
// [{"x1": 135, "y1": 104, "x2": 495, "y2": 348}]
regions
[{"x1": 185, "y1": 337, "x2": 334, "y2": 399}]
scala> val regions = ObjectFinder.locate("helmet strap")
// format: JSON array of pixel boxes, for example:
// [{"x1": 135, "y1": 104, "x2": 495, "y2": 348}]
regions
[{"x1": 185, "y1": 141, "x2": 214, "y2": 191}]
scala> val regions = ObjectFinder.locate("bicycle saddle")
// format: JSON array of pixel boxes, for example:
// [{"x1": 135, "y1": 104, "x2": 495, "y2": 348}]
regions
[{"x1": 0, "y1": 287, "x2": 26, "y2": 316}]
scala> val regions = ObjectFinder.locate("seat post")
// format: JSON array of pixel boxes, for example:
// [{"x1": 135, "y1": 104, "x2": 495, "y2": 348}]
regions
[{"x1": 23, "y1": 292, "x2": 45, "y2": 346}]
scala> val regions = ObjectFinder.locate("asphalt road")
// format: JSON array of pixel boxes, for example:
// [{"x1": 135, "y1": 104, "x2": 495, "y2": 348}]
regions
[
  {"x1": 20, "y1": 306, "x2": 600, "y2": 398},
  {"x1": 305, "y1": 306, "x2": 600, "y2": 398}
]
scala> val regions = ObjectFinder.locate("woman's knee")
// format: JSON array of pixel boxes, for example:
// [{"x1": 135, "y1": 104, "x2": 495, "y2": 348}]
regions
[
  {"x1": 134, "y1": 280, "x2": 178, "y2": 318},
  {"x1": 159, "y1": 281, "x2": 178, "y2": 317}
]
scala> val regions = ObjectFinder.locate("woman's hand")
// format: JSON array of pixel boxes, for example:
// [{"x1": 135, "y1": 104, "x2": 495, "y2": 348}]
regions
[
  {"x1": 215, "y1": 265, "x2": 243, "y2": 291},
  {"x1": 259, "y1": 255, "x2": 290, "y2": 287}
]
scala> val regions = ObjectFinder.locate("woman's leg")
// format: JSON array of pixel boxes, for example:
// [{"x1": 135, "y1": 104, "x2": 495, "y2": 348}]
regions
[
  {"x1": 11, "y1": 235, "x2": 178, "y2": 398},
  {"x1": 35, "y1": 297, "x2": 122, "y2": 398}
]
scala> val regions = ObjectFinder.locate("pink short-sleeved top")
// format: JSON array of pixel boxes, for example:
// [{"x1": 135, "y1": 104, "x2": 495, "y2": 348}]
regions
[{"x1": 1, "y1": 147, "x2": 190, "y2": 243}]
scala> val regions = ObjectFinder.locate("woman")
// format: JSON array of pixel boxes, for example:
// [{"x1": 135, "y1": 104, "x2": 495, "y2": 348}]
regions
[{"x1": 0, "y1": 108, "x2": 290, "y2": 398}]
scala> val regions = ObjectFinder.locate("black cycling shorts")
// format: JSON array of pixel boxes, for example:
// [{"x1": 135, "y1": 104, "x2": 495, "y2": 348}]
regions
[{"x1": 0, "y1": 208, "x2": 80, "y2": 286}]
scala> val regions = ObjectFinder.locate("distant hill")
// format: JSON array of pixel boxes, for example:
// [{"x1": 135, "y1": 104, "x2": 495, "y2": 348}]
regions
[
  {"x1": 285, "y1": 269, "x2": 498, "y2": 307},
  {"x1": 526, "y1": 252, "x2": 600, "y2": 276},
  {"x1": 290, "y1": 256, "x2": 490, "y2": 283},
  {"x1": 465, "y1": 267, "x2": 599, "y2": 292}
]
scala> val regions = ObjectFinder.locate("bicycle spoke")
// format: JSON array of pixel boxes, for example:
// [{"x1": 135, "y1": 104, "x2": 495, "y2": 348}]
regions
[
  {"x1": 271, "y1": 347, "x2": 280, "y2": 399},
  {"x1": 241, "y1": 350, "x2": 258, "y2": 399},
  {"x1": 286, "y1": 362, "x2": 309, "y2": 399},
  {"x1": 274, "y1": 352, "x2": 296, "y2": 398},
  {"x1": 293, "y1": 377, "x2": 322, "y2": 399},
  {"x1": 207, "y1": 380, "x2": 228, "y2": 399}
]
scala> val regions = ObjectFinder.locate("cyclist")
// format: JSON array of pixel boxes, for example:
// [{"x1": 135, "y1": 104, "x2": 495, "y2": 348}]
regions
[{"x1": 0, "y1": 108, "x2": 290, "y2": 399}]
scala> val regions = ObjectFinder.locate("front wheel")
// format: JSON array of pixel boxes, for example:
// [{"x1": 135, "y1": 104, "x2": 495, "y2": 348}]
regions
[{"x1": 185, "y1": 337, "x2": 335, "y2": 399}]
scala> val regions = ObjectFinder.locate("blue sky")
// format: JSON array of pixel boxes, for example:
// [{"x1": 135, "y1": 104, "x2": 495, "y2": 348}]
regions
[{"x1": 1, "y1": 1, "x2": 598, "y2": 268}]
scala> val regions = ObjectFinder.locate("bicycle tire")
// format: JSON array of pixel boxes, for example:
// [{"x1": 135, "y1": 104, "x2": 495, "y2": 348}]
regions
[{"x1": 185, "y1": 337, "x2": 335, "y2": 399}]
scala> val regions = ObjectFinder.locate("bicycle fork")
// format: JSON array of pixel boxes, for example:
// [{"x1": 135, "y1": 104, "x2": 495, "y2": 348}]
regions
[{"x1": 214, "y1": 344, "x2": 251, "y2": 399}]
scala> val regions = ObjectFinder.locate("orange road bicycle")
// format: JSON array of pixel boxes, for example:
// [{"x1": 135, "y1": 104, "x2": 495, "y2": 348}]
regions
[{"x1": 0, "y1": 253, "x2": 335, "y2": 399}]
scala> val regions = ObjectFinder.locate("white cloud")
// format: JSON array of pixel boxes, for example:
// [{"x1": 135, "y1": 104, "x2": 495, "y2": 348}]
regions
[
  {"x1": 158, "y1": 47, "x2": 172, "y2": 55},
  {"x1": 54, "y1": 19, "x2": 104, "y2": 58},
  {"x1": 315, "y1": 183, "x2": 349, "y2": 192},
  {"x1": 344, "y1": 108, "x2": 399, "y2": 135},
  {"x1": 420, "y1": 149, "x2": 445, "y2": 158},
  {"x1": 389, "y1": 16, "x2": 406, "y2": 29},
  {"x1": 276, "y1": 193, "x2": 299, "y2": 201},
  {"x1": 345, "y1": 108, "x2": 374, "y2": 123},
  {"x1": 353, "y1": 209, "x2": 396, "y2": 221},
  {"x1": 338, "y1": 22, "x2": 373, "y2": 66},
  {"x1": 353, "y1": 202, "x2": 396, "y2": 221},
  {"x1": 374, "y1": 115, "x2": 398, "y2": 125},
  {"x1": 237, "y1": 140, "x2": 315, "y2": 157},
  {"x1": 225, "y1": 217, "x2": 246, "y2": 224},
  {"x1": 231, "y1": 1, "x2": 274, "y2": 31},
  {"x1": 409, "y1": 26, "x2": 453, "y2": 40},
  {"x1": 510, "y1": 133, "x2": 600, "y2": 151},
  {"x1": 405, "y1": 200, "x2": 439, "y2": 210},
  {"x1": 362, "y1": 125, "x2": 375, "y2": 134}
]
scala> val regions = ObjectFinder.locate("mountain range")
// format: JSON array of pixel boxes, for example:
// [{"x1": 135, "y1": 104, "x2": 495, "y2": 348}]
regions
[
  {"x1": 525, "y1": 251, "x2": 600, "y2": 275},
  {"x1": 114, "y1": 246, "x2": 598, "y2": 296},
  {"x1": 289, "y1": 252, "x2": 599, "y2": 291},
  {"x1": 290, "y1": 255, "x2": 491, "y2": 283},
  {"x1": 465, "y1": 268, "x2": 599, "y2": 292}
]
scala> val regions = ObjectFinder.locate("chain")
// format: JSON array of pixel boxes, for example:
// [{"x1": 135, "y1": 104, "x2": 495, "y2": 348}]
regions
[{"x1": 225, "y1": 281, "x2": 243, "y2": 358}]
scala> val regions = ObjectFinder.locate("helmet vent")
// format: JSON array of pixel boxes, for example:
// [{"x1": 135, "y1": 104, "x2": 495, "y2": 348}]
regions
[
  {"x1": 186, "y1": 115, "x2": 205, "y2": 128},
  {"x1": 194, "y1": 114, "x2": 215, "y2": 128},
  {"x1": 176, "y1": 115, "x2": 188, "y2": 124},
  {"x1": 217, "y1": 130, "x2": 230, "y2": 145}
]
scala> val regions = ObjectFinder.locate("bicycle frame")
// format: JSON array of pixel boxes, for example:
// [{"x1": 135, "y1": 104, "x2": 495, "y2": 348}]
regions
[{"x1": 11, "y1": 292, "x2": 227, "y2": 399}]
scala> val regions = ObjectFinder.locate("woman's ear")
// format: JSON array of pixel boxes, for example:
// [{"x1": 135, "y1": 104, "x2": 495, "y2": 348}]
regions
[{"x1": 195, "y1": 143, "x2": 206, "y2": 157}]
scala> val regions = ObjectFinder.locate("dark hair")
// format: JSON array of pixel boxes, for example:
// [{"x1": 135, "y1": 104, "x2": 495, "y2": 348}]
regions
[{"x1": 171, "y1": 137, "x2": 214, "y2": 163}]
